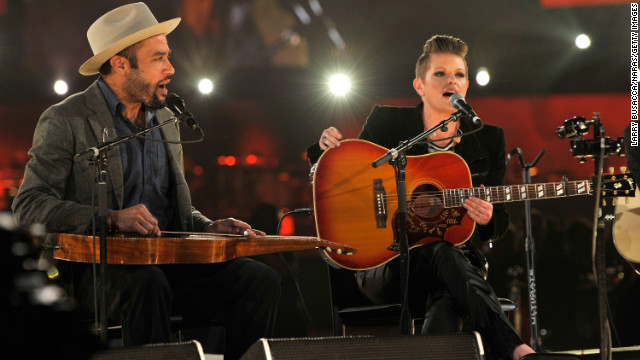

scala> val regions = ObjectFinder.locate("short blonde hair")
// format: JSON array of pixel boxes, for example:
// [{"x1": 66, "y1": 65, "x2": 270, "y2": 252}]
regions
[{"x1": 415, "y1": 35, "x2": 468, "y2": 79}]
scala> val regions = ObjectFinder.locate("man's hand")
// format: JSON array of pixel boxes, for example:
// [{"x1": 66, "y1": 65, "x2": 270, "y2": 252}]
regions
[
  {"x1": 106, "y1": 204, "x2": 160, "y2": 236},
  {"x1": 204, "y1": 218, "x2": 266, "y2": 237}
]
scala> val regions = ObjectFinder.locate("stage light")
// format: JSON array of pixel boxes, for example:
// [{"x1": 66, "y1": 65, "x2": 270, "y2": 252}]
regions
[
  {"x1": 309, "y1": 0, "x2": 323, "y2": 15},
  {"x1": 575, "y1": 34, "x2": 591, "y2": 49},
  {"x1": 224, "y1": 156, "x2": 237, "y2": 166},
  {"x1": 293, "y1": 4, "x2": 311, "y2": 25},
  {"x1": 278, "y1": 171, "x2": 291, "y2": 182},
  {"x1": 475, "y1": 68, "x2": 490, "y2": 86},
  {"x1": 53, "y1": 80, "x2": 68, "y2": 95},
  {"x1": 245, "y1": 154, "x2": 258, "y2": 165},
  {"x1": 328, "y1": 74, "x2": 351, "y2": 96},
  {"x1": 198, "y1": 78, "x2": 214, "y2": 94},
  {"x1": 192, "y1": 165, "x2": 204, "y2": 176}
]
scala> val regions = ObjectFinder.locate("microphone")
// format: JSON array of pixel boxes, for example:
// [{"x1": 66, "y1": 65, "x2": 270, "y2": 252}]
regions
[
  {"x1": 74, "y1": 147, "x2": 99, "y2": 162},
  {"x1": 166, "y1": 93, "x2": 204, "y2": 136},
  {"x1": 449, "y1": 93, "x2": 481, "y2": 125}
]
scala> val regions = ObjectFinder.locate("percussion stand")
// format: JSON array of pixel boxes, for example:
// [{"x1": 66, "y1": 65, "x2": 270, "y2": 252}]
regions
[{"x1": 589, "y1": 116, "x2": 612, "y2": 360}]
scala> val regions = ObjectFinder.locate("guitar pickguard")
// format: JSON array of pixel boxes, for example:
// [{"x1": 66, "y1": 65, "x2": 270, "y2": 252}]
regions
[{"x1": 388, "y1": 183, "x2": 467, "y2": 251}]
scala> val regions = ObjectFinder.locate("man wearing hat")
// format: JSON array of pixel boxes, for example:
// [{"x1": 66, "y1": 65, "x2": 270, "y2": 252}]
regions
[{"x1": 12, "y1": 3, "x2": 280, "y2": 359}]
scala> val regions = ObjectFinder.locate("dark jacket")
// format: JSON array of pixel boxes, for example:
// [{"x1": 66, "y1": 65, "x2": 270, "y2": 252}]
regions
[{"x1": 12, "y1": 80, "x2": 213, "y2": 238}]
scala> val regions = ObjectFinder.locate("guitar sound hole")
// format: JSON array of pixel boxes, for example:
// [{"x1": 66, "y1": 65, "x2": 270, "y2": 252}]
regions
[{"x1": 410, "y1": 184, "x2": 443, "y2": 218}]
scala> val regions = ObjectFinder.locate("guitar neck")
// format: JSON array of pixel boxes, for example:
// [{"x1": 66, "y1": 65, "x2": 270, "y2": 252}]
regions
[{"x1": 443, "y1": 179, "x2": 593, "y2": 207}]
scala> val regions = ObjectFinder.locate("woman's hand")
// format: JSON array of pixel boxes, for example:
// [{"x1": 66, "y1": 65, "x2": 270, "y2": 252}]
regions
[
  {"x1": 319, "y1": 127, "x2": 343, "y2": 150},
  {"x1": 463, "y1": 196, "x2": 493, "y2": 226}
]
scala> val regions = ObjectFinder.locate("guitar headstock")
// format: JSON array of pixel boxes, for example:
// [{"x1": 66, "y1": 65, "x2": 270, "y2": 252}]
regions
[{"x1": 600, "y1": 172, "x2": 636, "y2": 198}]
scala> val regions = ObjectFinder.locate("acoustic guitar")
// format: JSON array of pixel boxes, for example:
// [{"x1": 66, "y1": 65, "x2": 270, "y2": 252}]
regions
[{"x1": 311, "y1": 139, "x2": 635, "y2": 270}]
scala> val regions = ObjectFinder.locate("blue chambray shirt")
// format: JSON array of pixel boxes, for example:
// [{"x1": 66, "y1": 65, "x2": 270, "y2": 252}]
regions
[{"x1": 98, "y1": 78, "x2": 175, "y2": 230}]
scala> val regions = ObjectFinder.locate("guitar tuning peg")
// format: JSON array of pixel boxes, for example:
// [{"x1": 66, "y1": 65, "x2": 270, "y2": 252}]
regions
[
  {"x1": 608, "y1": 167, "x2": 614, "y2": 174},
  {"x1": 621, "y1": 166, "x2": 627, "y2": 174},
  {"x1": 612, "y1": 198, "x2": 617, "y2": 206},
  {"x1": 602, "y1": 199, "x2": 607, "y2": 206}
]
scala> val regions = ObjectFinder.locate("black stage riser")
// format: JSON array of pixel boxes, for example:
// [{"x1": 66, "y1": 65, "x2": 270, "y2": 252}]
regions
[
  {"x1": 89, "y1": 340, "x2": 204, "y2": 360},
  {"x1": 240, "y1": 333, "x2": 484, "y2": 360},
  {"x1": 523, "y1": 349, "x2": 640, "y2": 360}
]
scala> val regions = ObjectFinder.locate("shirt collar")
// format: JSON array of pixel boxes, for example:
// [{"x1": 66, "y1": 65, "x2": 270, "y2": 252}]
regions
[{"x1": 97, "y1": 77, "x2": 156, "y2": 126}]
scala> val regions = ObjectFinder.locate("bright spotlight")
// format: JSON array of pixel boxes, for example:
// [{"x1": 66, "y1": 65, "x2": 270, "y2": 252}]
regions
[
  {"x1": 475, "y1": 68, "x2": 490, "y2": 87},
  {"x1": 575, "y1": 34, "x2": 591, "y2": 49},
  {"x1": 53, "y1": 80, "x2": 68, "y2": 95},
  {"x1": 328, "y1": 74, "x2": 351, "y2": 96},
  {"x1": 198, "y1": 78, "x2": 214, "y2": 94}
]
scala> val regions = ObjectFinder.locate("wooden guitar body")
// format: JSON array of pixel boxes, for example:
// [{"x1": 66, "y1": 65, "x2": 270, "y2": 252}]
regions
[
  {"x1": 312, "y1": 139, "x2": 474, "y2": 270},
  {"x1": 53, "y1": 232, "x2": 355, "y2": 265}
]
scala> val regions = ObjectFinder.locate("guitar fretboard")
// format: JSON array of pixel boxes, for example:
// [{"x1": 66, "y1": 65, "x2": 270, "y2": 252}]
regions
[{"x1": 443, "y1": 180, "x2": 592, "y2": 207}]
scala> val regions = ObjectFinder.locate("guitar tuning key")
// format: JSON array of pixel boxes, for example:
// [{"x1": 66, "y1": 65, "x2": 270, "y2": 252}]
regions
[
  {"x1": 602, "y1": 199, "x2": 607, "y2": 206},
  {"x1": 621, "y1": 166, "x2": 627, "y2": 174},
  {"x1": 612, "y1": 198, "x2": 617, "y2": 206},
  {"x1": 609, "y1": 167, "x2": 614, "y2": 174}
]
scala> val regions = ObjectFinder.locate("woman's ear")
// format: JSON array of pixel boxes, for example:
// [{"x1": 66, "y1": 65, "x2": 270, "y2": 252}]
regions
[{"x1": 413, "y1": 78, "x2": 424, "y2": 97}]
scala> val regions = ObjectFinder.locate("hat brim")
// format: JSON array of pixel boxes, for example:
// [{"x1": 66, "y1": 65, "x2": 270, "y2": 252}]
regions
[{"x1": 79, "y1": 17, "x2": 181, "y2": 76}]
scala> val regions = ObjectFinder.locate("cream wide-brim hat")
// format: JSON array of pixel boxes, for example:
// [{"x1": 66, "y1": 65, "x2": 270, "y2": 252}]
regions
[{"x1": 79, "y1": 2, "x2": 181, "y2": 76}]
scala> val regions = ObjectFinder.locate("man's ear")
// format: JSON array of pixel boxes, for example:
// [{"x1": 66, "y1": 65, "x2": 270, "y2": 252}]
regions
[{"x1": 110, "y1": 56, "x2": 127, "y2": 71}]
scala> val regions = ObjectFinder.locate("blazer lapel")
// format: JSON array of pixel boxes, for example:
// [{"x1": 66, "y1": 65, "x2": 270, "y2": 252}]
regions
[
  {"x1": 84, "y1": 82, "x2": 124, "y2": 209},
  {"x1": 455, "y1": 118, "x2": 490, "y2": 182},
  {"x1": 159, "y1": 109, "x2": 193, "y2": 231}
]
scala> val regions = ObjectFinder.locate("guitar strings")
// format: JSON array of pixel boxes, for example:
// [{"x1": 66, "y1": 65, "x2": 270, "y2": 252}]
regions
[{"x1": 376, "y1": 178, "x2": 622, "y2": 205}]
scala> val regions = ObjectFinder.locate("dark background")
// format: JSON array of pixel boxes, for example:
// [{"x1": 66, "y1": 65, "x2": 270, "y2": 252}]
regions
[{"x1": 0, "y1": 0, "x2": 638, "y2": 354}]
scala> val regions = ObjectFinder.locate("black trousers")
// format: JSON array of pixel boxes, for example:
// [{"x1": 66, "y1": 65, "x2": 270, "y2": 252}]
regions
[
  {"x1": 355, "y1": 241, "x2": 523, "y2": 360},
  {"x1": 80, "y1": 258, "x2": 280, "y2": 360}
]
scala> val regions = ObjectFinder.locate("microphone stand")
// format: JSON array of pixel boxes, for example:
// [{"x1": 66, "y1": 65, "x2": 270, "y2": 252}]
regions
[
  {"x1": 507, "y1": 147, "x2": 546, "y2": 352},
  {"x1": 75, "y1": 116, "x2": 180, "y2": 345},
  {"x1": 372, "y1": 111, "x2": 463, "y2": 335}
]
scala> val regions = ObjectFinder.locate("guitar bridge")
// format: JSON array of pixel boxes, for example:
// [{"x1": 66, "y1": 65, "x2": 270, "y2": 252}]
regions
[{"x1": 373, "y1": 179, "x2": 387, "y2": 228}]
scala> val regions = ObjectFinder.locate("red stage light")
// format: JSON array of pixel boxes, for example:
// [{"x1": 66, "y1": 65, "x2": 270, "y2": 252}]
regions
[
  {"x1": 245, "y1": 154, "x2": 258, "y2": 165},
  {"x1": 225, "y1": 156, "x2": 237, "y2": 166}
]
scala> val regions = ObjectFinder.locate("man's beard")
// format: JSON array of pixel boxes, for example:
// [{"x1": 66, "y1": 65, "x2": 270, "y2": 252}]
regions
[{"x1": 123, "y1": 70, "x2": 166, "y2": 110}]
